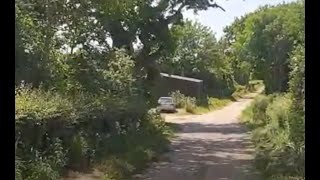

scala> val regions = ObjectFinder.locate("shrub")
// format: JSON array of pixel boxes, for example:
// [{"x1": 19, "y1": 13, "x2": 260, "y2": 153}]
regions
[
  {"x1": 68, "y1": 134, "x2": 90, "y2": 171},
  {"x1": 208, "y1": 98, "x2": 231, "y2": 109},
  {"x1": 170, "y1": 90, "x2": 186, "y2": 108},
  {"x1": 241, "y1": 94, "x2": 304, "y2": 178},
  {"x1": 24, "y1": 156, "x2": 60, "y2": 180},
  {"x1": 15, "y1": 84, "x2": 74, "y2": 122},
  {"x1": 170, "y1": 91, "x2": 233, "y2": 114},
  {"x1": 15, "y1": 156, "x2": 23, "y2": 180},
  {"x1": 231, "y1": 85, "x2": 246, "y2": 99},
  {"x1": 251, "y1": 95, "x2": 274, "y2": 124},
  {"x1": 101, "y1": 157, "x2": 134, "y2": 180},
  {"x1": 247, "y1": 80, "x2": 264, "y2": 92},
  {"x1": 288, "y1": 44, "x2": 305, "y2": 146},
  {"x1": 185, "y1": 97, "x2": 197, "y2": 113},
  {"x1": 265, "y1": 94, "x2": 292, "y2": 129},
  {"x1": 15, "y1": 84, "x2": 172, "y2": 180},
  {"x1": 170, "y1": 91, "x2": 198, "y2": 113},
  {"x1": 97, "y1": 110, "x2": 171, "y2": 179}
]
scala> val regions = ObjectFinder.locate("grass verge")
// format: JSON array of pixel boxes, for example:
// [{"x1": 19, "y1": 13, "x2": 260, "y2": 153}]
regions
[
  {"x1": 193, "y1": 98, "x2": 233, "y2": 114},
  {"x1": 240, "y1": 94, "x2": 304, "y2": 180}
]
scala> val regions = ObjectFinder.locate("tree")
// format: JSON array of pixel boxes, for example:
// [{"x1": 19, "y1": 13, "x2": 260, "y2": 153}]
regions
[
  {"x1": 159, "y1": 20, "x2": 234, "y2": 97},
  {"x1": 223, "y1": 2, "x2": 304, "y2": 93},
  {"x1": 15, "y1": 0, "x2": 227, "y2": 97},
  {"x1": 90, "y1": 0, "x2": 226, "y2": 89}
]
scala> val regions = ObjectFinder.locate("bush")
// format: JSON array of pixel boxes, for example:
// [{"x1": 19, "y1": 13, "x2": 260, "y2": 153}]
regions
[
  {"x1": 240, "y1": 43, "x2": 305, "y2": 179},
  {"x1": 97, "y1": 111, "x2": 171, "y2": 179},
  {"x1": 231, "y1": 81, "x2": 264, "y2": 99},
  {"x1": 15, "y1": 156, "x2": 23, "y2": 180},
  {"x1": 247, "y1": 80, "x2": 263, "y2": 91},
  {"x1": 170, "y1": 91, "x2": 233, "y2": 114},
  {"x1": 231, "y1": 85, "x2": 246, "y2": 99},
  {"x1": 169, "y1": 91, "x2": 197, "y2": 113},
  {"x1": 68, "y1": 134, "x2": 91, "y2": 171},
  {"x1": 241, "y1": 94, "x2": 304, "y2": 178},
  {"x1": 24, "y1": 159, "x2": 60, "y2": 180},
  {"x1": 185, "y1": 97, "x2": 197, "y2": 113},
  {"x1": 288, "y1": 44, "x2": 305, "y2": 146},
  {"x1": 208, "y1": 98, "x2": 231, "y2": 109},
  {"x1": 15, "y1": 84, "x2": 74, "y2": 122},
  {"x1": 15, "y1": 84, "x2": 172, "y2": 180},
  {"x1": 265, "y1": 95, "x2": 292, "y2": 129},
  {"x1": 170, "y1": 90, "x2": 186, "y2": 108},
  {"x1": 251, "y1": 95, "x2": 274, "y2": 124}
]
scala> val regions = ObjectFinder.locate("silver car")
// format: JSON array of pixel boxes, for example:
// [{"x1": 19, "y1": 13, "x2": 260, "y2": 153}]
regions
[{"x1": 157, "y1": 97, "x2": 176, "y2": 113}]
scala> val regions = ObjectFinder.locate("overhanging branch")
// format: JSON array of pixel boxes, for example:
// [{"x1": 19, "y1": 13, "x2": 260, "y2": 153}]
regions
[{"x1": 208, "y1": 2, "x2": 225, "y2": 12}]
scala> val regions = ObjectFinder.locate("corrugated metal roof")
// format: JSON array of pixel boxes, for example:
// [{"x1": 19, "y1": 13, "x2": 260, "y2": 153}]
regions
[{"x1": 160, "y1": 73, "x2": 203, "y2": 83}]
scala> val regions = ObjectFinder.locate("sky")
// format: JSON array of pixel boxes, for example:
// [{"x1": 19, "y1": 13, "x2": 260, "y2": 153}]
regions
[{"x1": 182, "y1": 0, "x2": 298, "y2": 39}]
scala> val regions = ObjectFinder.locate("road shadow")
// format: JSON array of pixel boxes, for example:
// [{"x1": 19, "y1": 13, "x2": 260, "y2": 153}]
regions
[
  {"x1": 175, "y1": 122, "x2": 249, "y2": 135},
  {"x1": 136, "y1": 122, "x2": 261, "y2": 180},
  {"x1": 166, "y1": 122, "x2": 183, "y2": 132}
]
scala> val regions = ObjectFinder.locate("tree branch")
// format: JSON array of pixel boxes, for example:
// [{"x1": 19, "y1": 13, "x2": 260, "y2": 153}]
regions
[{"x1": 208, "y1": 2, "x2": 225, "y2": 12}]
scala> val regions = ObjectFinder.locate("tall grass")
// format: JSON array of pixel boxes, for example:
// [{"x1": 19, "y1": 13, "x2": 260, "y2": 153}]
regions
[
  {"x1": 170, "y1": 90, "x2": 232, "y2": 114},
  {"x1": 241, "y1": 94, "x2": 304, "y2": 180},
  {"x1": 232, "y1": 80, "x2": 264, "y2": 99}
]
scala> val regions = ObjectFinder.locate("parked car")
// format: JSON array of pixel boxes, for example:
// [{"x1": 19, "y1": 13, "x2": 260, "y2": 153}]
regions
[{"x1": 157, "y1": 97, "x2": 176, "y2": 113}]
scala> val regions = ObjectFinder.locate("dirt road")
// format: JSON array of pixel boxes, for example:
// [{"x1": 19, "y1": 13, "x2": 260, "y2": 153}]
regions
[{"x1": 133, "y1": 92, "x2": 261, "y2": 180}]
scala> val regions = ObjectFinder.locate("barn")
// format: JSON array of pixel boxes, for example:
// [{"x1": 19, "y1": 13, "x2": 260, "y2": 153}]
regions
[{"x1": 155, "y1": 73, "x2": 204, "y2": 98}]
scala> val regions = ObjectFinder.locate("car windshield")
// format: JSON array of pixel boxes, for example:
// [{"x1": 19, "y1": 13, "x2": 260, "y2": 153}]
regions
[{"x1": 158, "y1": 97, "x2": 173, "y2": 104}]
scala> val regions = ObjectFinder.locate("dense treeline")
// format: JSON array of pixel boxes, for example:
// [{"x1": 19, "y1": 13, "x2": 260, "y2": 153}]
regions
[
  {"x1": 159, "y1": 21, "x2": 235, "y2": 97},
  {"x1": 15, "y1": 0, "x2": 228, "y2": 179},
  {"x1": 15, "y1": 0, "x2": 226, "y2": 95},
  {"x1": 236, "y1": 2, "x2": 305, "y2": 179},
  {"x1": 15, "y1": 0, "x2": 304, "y2": 179},
  {"x1": 223, "y1": 1, "x2": 304, "y2": 94}
]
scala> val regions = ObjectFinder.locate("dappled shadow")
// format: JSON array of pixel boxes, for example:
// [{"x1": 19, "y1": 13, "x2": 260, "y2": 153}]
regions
[
  {"x1": 135, "y1": 122, "x2": 261, "y2": 180},
  {"x1": 176, "y1": 122, "x2": 248, "y2": 135},
  {"x1": 166, "y1": 122, "x2": 183, "y2": 132}
]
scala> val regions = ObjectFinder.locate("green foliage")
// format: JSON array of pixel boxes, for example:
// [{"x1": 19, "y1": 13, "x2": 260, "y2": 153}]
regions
[
  {"x1": 288, "y1": 44, "x2": 305, "y2": 113},
  {"x1": 251, "y1": 95, "x2": 274, "y2": 123},
  {"x1": 241, "y1": 94, "x2": 304, "y2": 179},
  {"x1": 15, "y1": 156, "x2": 23, "y2": 180},
  {"x1": 68, "y1": 134, "x2": 90, "y2": 171},
  {"x1": 15, "y1": 0, "x2": 304, "y2": 180},
  {"x1": 170, "y1": 90, "x2": 187, "y2": 108},
  {"x1": 15, "y1": 84, "x2": 172, "y2": 180},
  {"x1": 287, "y1": 42, "x2": 305, "y2": 150},
  {"x1": 169, "y1": 90, "x2": 200, "y2": 114},
  {"x1": 224, "y1": 2, "x2": 304, "y2": 93},
  {"x1": 24, "y1": 159, "x2": 60, "y2": 180},
  {"x1": 194, "y1": 98, "x2": 232, "y2": 114},
  {"x1": 169, "y1": 90, "x2": 199, "y2": 113},
  {"x1": 19, "y1": 138, "x2": 67, "y2": 180},
  {"x1": 248, "y1": 80, "x2": 264, "y2": 92},
  {"x1": 16, "y1": 0, "x2": 227, "y2": 92},
  {"x1": 231, "y1": 80, "x2": 263, "y2": 99},
  {"x1": 231, "y1": 85, "x2": 246, "y2": 99},
  {"x1": 185, "y1": 97, "x2": 197, "y2": 114},
  {"x1": 208, "y1": 98, "x2": 232, "y2": 109},
  {"x1": 265, "y1": 95, "x2": 292, "y2": 128},
  {"x1": 238, "y1": 7, "x2": 305, "y2": 176},
  {"x1": 97, "y1": 111, "x2": 172, "y2": 179},
  {"x1": 160, "y1": 20, "x2": 234, "y2": 97},
  {"x1": 170, "y1": 90, "x2": 232, "y2": 114},
  {"x1": 15, "y1": 85, "x2": 73, "y2": 122}
]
